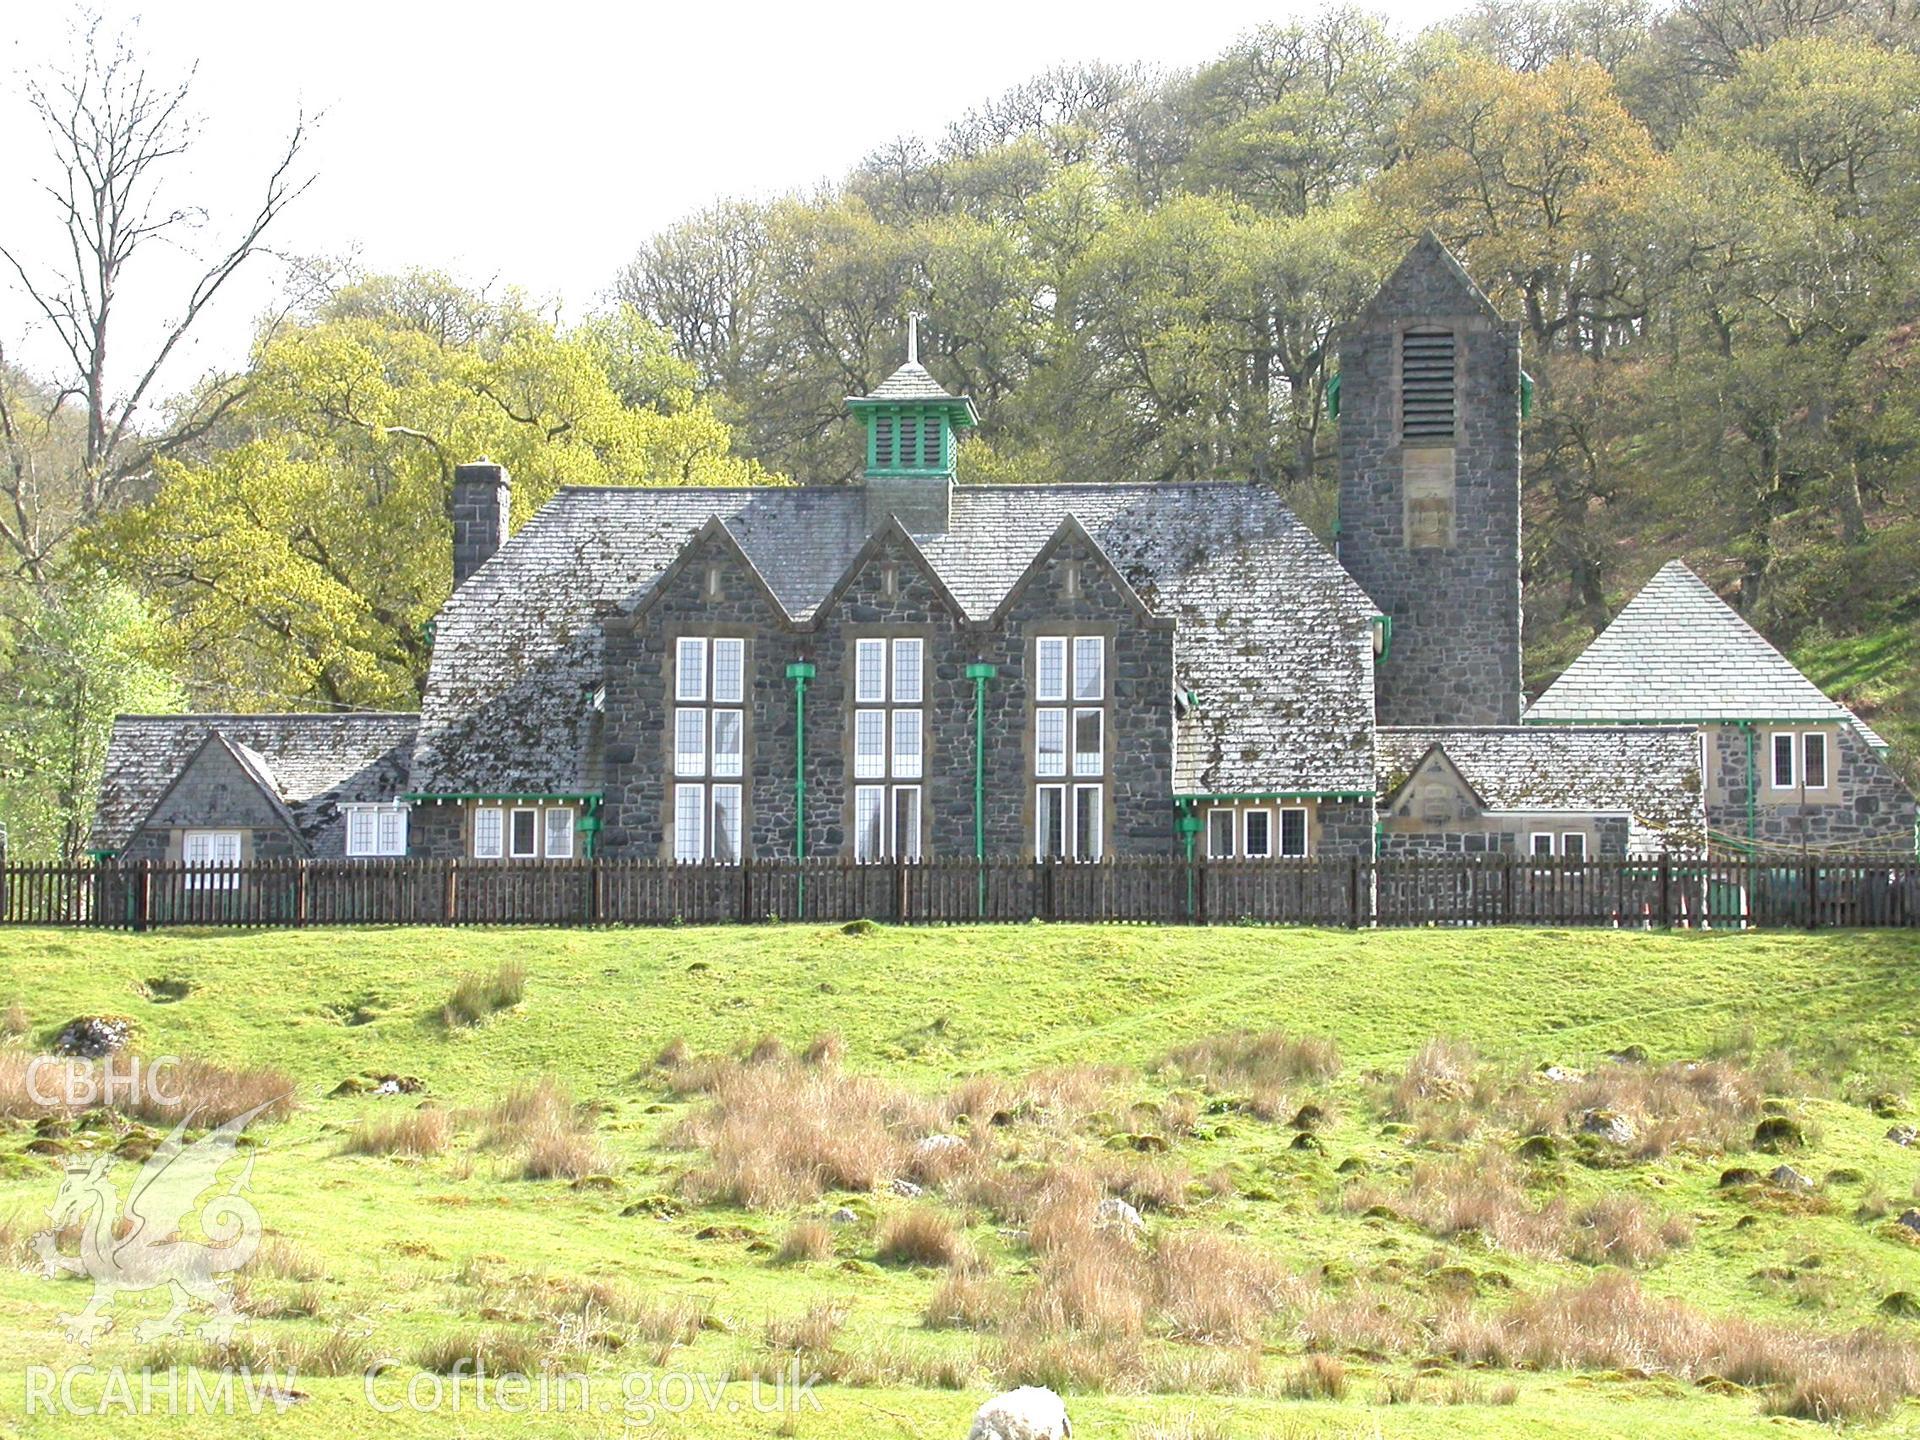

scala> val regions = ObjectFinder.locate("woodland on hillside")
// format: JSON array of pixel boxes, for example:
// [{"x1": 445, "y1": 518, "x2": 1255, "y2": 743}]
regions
[{"x1": 3, "y1": 0, "x2": 1919, "y2": 858}]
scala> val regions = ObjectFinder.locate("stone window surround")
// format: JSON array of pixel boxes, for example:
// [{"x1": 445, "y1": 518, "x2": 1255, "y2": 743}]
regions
[
  {"x1": 1768, "y1": 727, "x2": 1835, "y2": 799},
  {"x1": 1029, "y1": 629, "x2": 1111, "y2": 861},
  {"x1": 666, "y1": 629, "x2": 755, "y2": 863},
  {"x1": 1526, "y1": 828, "x2": 1589, "y2": 859},
  {"x1": 843, "y1": 625, "x2": 929, "y2": 863}
]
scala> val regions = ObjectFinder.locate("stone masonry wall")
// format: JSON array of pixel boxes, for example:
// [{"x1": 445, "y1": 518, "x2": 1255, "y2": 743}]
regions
[
  {"x1": 1704, "y1": 722, "x2": 1917, "y2": 856},
  {"x1": 1336, "y1": 250, "x2": 1523, "y2": 727}
]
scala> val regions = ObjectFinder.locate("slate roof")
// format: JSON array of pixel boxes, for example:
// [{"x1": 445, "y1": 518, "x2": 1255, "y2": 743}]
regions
[
  {"x1": 93, "y1": 714, "x2": 418, "y2": 853},
  {"x1": 857, "y1": 361, "x2": 958, "y2": 403},
  {"x1": 1528, "y1": 560, "x2": 1886, "y2": 747},
  {"x1": 413, "y1": 481, "x2": 1381, "y2": 797},
  {"x1": 1376, "y1": 725, "x2": 1706, "y2": 852}
]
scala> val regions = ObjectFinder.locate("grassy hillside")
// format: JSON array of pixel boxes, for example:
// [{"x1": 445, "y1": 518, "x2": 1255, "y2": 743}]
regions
[{"x1": 2, "y1": 924, "x2": 1920, "y2": 1437}]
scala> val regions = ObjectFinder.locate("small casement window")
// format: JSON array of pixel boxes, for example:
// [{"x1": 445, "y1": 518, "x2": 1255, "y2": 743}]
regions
[
  {"x1": 345, "y1": 803, "x2": 409, "y2": 857},
  {"x1": 1279, "y1": 807, "x2": 1308, "y2": 857},
  {"x1": 509, "y1": 807, "x2": 539, "y2": 859},
  {"x1": 712, "y1": 638, "x2": 745, "y2": 704},
  {"x1": 1207, "y1": 809, "x2": 1236, "y2": 859},
  {"x1": 473, "y1": 807, "x2": 504, "y2": 859},
  {"x1": 1401, "y1": 328, "x2": 1457, "y2": 442},
  {"x1": 1035, "y1": 709, "x2": 1067, "y2": 777},
  {"x1": 1036, "y1": 785, "x2": 1066, "y2": 860},
  {"x1": 544, "y1": 807, "x2": 575, "y2": 861},
  {"x1": 674, "y1": 784, "x2": 705, "y2": 862},
  {"x1": 856, "y1": 638, "x2": 887, "y2": 704},
  {"x1": 1244, "y1": 809, "x2": 1272, "y2": 859},
  {"x1": 1771, "y1": 732, "x2": 1797, "y2": 789},
  {"x1": 1802, "y1": 732, "x2": 1829, "y2": 789},
  {"x1": 893, "y1": 786, "x2": 922, "y2": 862},
  {"x1": 676, "y1": 637, "x2": 707, "y2": 701},
  {"x1": 1530, "y1": 831, "x2": 1557, "y2": 858},
  {"x1": 892, "y1": 710, "x2": 923, "y2": 779},
  {"x1": 711, "y1": 785, "x2": 742, "y2": 865},
  {"x1": 855, "y1": 710, "x2": 887, "y2": 778},
  {"x1": 1036, "y1": 638, "x2": 1067, "y2": 702},
  {"x1": 1073, "y1": 785, "x2": 1102, "y2": 861},
  {"x1": 1072, "y1": 709, "x2": 1104, "y2": 777},
  {"x1": 676, "y1": 709, "x2": 706, "y2": 777},
  {"x1": 1561, "y1": 832, "x2": 1587, "y2": 861},
  {"x1": 854, "y1": 785, "x2": 886, "y2": 863},
  {"x1": 892, "y1": 639, "x2": 923, "y2": 703},
  {"x1": 1073, "y1": 637, "x2": 1104, "y2": 700},
  {"x1": 712, "y1": 711, "x2": 744, "y2": 778},
  {"x1": 183, "y1": 829, "x2": 242, "y2": 888}
]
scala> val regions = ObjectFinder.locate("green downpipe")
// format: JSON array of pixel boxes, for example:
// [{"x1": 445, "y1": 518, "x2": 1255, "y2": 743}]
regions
[
  {"x1": 967, "y1": 663, "x2": 997, "y2": 915},
  {"x1": 787, "y1": 662, "x2": 815, "y2": 917},
  {"x1": 580, "y1": 797, "x2": 602, "y2": 859}
]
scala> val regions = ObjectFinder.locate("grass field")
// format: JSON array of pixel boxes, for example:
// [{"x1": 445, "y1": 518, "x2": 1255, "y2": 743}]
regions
[{"x1": 2, "y1": 923, "x2": 1920, "y2": 1438}]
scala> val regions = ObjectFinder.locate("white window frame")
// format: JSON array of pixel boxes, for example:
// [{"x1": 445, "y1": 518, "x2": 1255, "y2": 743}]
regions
[
  {"x1": 1073, "y1": 784, "x2": 1104, "y2": 862},
  {"x1": 345, "y1": 803, "x2": 408, "y2": 857},
  {"x1": 1560, "y1": 831, "x2": 1587, "y2": 861},
  {"x1": 183, "y1": 829, "x2": 242, "y2": 888},
  {"x1": 1243, "y1": 807, "x2": 1273, "y2": 859},
  {"x1": 675, "y1": 708, "x2": 706, "y2": 777},
  {"x1": 891, "y1": 709, "x2": 923, "y2": 779},
  {"x1": 1072, "y1": 708, "x2": 1104, "y2": 777},
  {"x1": 1802, "y1": 731, "x2": 1829, "y2": 790},
  {"x1": 1035, "y1": 784, "x2": 1067, "y2": 860},
  {"x1": 1036, "y1": 637, "x2": 1068, "y2": 702},
  {"x1": 508, "y1": 807, "x2": 540, "y2": 859},
  {"x1": 1278, "y1": 807, "x2": 1309, "y2": 858},
  {"x1": 1206, "y1": 808, "x2": 1236, "y2": 859},
  {"x1": 674, "y1": 784, "x2": 706, "y2": 863},
  {"x1": 854, "y1": 784, "x2": 887, "y2": 863},
  {"x1": 676, "y1": 637, "x2": 708, "y2": 702},
  {"x1": 545, "y1": 806, "x2": 576, "y2": 861},
  {"x1": 1530, "y1": 831, "x2": 1557, "y2": 857},
  {"x1": 711, "y1": 784, "x2": 743, "y2": 865},
  {"x1": 893, "y1": 785, "x2": 922, "y2": 862},
  {"x1": 892, "y1": 638, "x2": 923, "y2": 704},
  {"x1": 473, "y1": 807, "x2": 504, "y2": 859},
  {"x1": 1073, "y1": 637, "x2": 1104, "y2": 701},
  {"x1": 855, "y1": 709, "x2": 887, "y2": 778},
  {"x1": 712, "y1": 638, "x2": 745, "y2": 704},
  {"x1": 1771, "y1": 731, "x2": 1797, "y2": 790},
  {"x1": 711, "y1": 710, "x2": 744, "y2": 778},
  {"x1": 1036, "y1": 707, "x2": 1067, "y2": 778},
  {"x1": 856, "y1": 638, "x2": 887, "y2": 704}
]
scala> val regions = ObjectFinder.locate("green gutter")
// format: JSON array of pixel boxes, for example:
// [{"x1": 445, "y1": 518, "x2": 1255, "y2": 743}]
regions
[
  {"x1": 787, "y1": 663, "x2": 815, "y2": 916},
  {"x1": 401, "y1": 790, "x2": 601, "y2": 804},
  {"x1": 967, "y1": 662, "x2": 997, "y2": 914},
  {"x1": 1177, "y1": 790, "x2": 1374, "y2": 804}
]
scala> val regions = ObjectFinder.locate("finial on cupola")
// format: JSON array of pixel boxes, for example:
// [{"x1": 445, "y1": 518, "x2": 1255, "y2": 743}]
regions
[{"x1": 907, "y1": 312, "x2": 922, "y2": 366}]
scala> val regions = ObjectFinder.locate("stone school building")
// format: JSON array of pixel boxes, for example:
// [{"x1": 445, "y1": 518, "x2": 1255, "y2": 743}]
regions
[{"x1": 92, "y1": 238, "x2": 1916, "y2": 867}]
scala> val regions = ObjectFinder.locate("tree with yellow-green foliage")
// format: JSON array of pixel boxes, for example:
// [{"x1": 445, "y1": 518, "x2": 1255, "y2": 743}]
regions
[{"x1": 90, "y1": 274, "x2": 767, "y2": 712}]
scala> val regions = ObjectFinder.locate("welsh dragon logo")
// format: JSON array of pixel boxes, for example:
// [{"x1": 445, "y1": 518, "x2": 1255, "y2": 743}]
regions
[{"x1": 32, "y1": 1099, "x2": 280, "y2": 1345}]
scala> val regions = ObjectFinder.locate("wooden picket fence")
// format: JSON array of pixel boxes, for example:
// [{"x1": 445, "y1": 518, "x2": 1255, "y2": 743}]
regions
[{"x1": 0, "y1": 853, "x2": 1915, "y2": 930}]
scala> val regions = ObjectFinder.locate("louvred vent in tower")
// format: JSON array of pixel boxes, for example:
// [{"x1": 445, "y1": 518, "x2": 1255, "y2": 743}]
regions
[{"x1": 1401, "y1": 329, "x2": 1456, "y2": 442}]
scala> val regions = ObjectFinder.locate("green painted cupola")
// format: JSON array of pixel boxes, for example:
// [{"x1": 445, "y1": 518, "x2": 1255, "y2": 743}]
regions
[{"x1": 847, "y1": 316, "x2": 978, "y2": 533}]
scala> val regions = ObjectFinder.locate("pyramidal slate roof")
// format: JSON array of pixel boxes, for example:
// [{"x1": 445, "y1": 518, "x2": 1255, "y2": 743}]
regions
[
  {"x1": 413, "y1": 481, "x2": 1380, "y2": 798},
  {"x1": 1527, "y1": 561, "x2": 1886, "y2": 747},
  {"x1": 1376, "y1": 725, "x2": 1706, "y2": 852},
  {"x1": 859, "y1": 361, "x2": 957, "y2": 402},
  {"x1": 93, "y1": 713, "x2": 418, "y2": 852}
]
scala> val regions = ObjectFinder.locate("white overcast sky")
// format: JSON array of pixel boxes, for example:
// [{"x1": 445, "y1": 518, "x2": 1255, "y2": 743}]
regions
[{"x1": 1, "y1": 0, "x2": 1466, "y2": 411}]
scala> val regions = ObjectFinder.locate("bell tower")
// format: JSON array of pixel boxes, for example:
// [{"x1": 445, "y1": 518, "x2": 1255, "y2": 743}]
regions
[
  {"x1": 1335, "y1": 235, "x2": 1523, "y2": 726},
  {"x1": 848, "y1": 317, "x2": 979, "y2": 534}
]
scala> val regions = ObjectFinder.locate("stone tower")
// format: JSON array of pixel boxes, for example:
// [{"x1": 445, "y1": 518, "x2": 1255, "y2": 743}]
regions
[{"x1": 1335, "y1": 234, "x2": 1523, "y2": 726}]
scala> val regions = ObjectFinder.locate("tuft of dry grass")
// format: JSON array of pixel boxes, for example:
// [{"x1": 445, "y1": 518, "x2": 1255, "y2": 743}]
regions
[
  {"x1": 441, "y1": 960, "x2": 526, "y2": 1027},
  {"x1": 777, "y1": 1218, "x2": 835, "y2": 1264},
  {"x1": 415, "y1": 1326, "x2": 549, "y2": 1375},
  {"x1": 344, "y1": 1105, "x2": 450, "y2": 1158},
  {"x1": 2, "y1": 1000, "x2": 27, "y2": 1041},
  {"x1": 480, "y1": 1076, "x2": 609, "y2": 1180},
  {"x1": 1384, "y1": 1038, "x2": 1483, "y2": 1121},
  {"x1": 1165, "y1": 1030, "x2": 1342, "y2": 1093},
  {"x1": 1285, "y1": 1353, "x2": 1349, "y2": 1399},
  {"x1": 1444, "y1": 1272, "x2": 1920, "y2": 1421},
  {"x1": 924, "y1": 1268, "x2": 1010, "y2": 1330},
  {"x1": 245, "y1": 1237, "x2": 324, "y2": 1283},
  {"x1": 0, "y1": 1050, "x2": 295, "y2": 1127},
  {"x1": 1151, "y1": 1231, "x2": 1285, "y2": 1344},
  {"x1": 876, "y1": 1206, "x2": 967, "y2": 1268},
  {"x1": 1567, "y1": 1193, "x2": 1692, "y2": 1267},
  {"x1": 801, "y1": 1032, "x2": 845, "y2": 1068}
]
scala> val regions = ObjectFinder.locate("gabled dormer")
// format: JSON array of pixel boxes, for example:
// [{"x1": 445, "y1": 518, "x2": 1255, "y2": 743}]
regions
[{"x1": 847, "y1": 317, "x2": 978, "y2": 535}]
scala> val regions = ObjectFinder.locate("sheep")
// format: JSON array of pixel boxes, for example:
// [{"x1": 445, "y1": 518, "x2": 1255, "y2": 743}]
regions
[{"x1": 966, "y1": 1386, "x2": 1071, "y2": 1440}]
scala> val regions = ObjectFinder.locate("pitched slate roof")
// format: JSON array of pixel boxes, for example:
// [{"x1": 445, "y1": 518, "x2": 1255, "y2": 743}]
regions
[
  {"x1": 858, "y1": 361, "x2": 957, "y2": 402},
  {"x1": 1528, "y1": 561, "x2": 1886, "y2": 747},
  {"x1": 93, "y1": 714, "x2": 417, "y2": 852},
  {"x1": 413, "y1": 481, "x2": 1380, "y2": 797},
  {"x1": 1376, "y1": 725, "x2": 1706, "y2": 852}
]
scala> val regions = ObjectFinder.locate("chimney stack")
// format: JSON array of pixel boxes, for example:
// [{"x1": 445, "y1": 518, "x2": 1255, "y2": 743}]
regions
[{"x1": 452, "y1": 461, "x2": 511, "y2": 588}]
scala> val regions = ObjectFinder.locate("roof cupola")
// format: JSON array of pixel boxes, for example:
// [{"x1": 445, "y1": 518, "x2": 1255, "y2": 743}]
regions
[{"x1": 847, "y1": 316, "x2": 978, "y2": 534}]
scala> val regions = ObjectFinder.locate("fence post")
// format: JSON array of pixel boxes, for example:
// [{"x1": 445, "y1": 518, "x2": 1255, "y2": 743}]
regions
[
  {"x1": 443, "y1": 859, "x2": 459, "y2": 926},
  {"x1": 1805, "y1": 859, "x2": 1818, "y2": 931},
  {"x1": 133, "y1": 860, "x2": 152, "y2": 933},
  {"x1": 295, "y1": 861, "x2": 310, "y2": 927},
  {"x1": 1657, "y1": 854, "x2": 1671, "y2": 929},
  {"x1": 1195, "y1": 858, "x2": 1208, "y2": 927},
  {"x1": 1347, "y1": 855, "x2": 1361, "y2": 930},
  {"x1": 740, "y1": 854, "x2": 752, "y2": 924}
]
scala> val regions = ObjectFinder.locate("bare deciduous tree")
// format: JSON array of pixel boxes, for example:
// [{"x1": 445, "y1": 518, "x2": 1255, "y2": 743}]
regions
[{"x1": 0, "y1": 13, "x2": 313, "y2": 580}]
